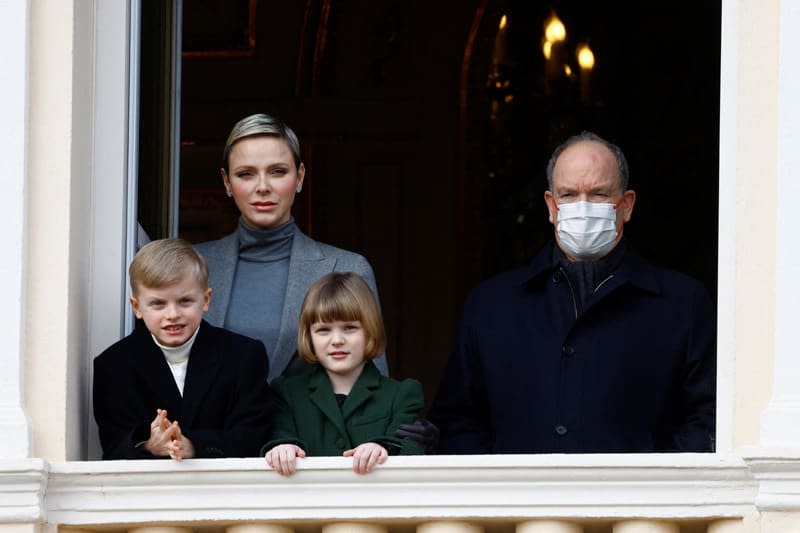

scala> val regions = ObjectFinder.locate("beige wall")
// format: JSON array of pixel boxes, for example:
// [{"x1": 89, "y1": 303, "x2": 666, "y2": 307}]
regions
[
  {"x1": 760, "y1": 512, "x2": 800, "y2": 533},
  {"x1": 25, "y1": 0, "x2": 93, "y2": 461},
  {"x1": 13, "y1": 0, "x2": 790, "y2": 463},
  {"x1": 0, "y1": 525, "x2": 52, "y2": 533},
  {"x1": 4, "y1": 0, "x2": 800, "y2": 531},
  {"x1": 727, "y1": 0, "x2": 781, "y2": 451}
]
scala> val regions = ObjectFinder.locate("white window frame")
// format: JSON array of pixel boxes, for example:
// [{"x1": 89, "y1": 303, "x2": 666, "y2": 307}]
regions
[
  {"x1": 715, "y1": 0, "x2": 737, "y2": 455},
  {"x1": 85, "y1": 0, "x2": 734, "y2": 460},
  {"x1": 87, "y1": 0, "x2": 141, "y2": 459}
]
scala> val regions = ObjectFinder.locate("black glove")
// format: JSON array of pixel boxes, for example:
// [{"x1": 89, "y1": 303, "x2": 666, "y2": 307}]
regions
[{"x1": 395, "y1": 418, "x2": 439, "y2": 452}]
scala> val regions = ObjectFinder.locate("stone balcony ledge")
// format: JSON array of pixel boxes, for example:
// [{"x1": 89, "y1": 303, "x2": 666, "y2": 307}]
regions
[{"x1": 3, "y1": 453, "x2": 779, "y2": 527}]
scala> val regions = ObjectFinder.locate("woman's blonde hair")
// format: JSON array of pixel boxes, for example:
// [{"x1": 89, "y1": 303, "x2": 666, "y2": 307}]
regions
[
  {"x1": 297, "y1": 272, "x2": 385, "y2": 364},
  {"x1": 222, "y1": 113, "x2": 302, "y2": 172}
]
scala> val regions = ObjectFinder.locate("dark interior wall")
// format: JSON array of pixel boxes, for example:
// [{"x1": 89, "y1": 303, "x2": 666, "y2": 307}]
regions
[
  {"x1": 179, "y1": 0, "x2": 477, "y2": 403},
  {"x1": 174, "y1": 0, "x2": 721, "y2": 410},
  {"x1": 459, "y1": 1, "x2": 721, "y2": 290}
]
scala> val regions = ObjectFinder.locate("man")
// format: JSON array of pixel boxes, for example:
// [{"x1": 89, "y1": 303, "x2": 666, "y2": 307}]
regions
[{"x1": 429, "y1": 132, "x2": 716, "y2": 453}]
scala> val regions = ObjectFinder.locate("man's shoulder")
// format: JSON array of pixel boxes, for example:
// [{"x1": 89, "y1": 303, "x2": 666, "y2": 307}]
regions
[
  {"x1": 454, "y1": 265, "x2": 540, "y2": 326},
  {"x1": 641, "y1": 252, "x2": 700, "y2": 281},
  {"x1": 469, "y1": 264, "x2": 539, "y2": 300},
  {"x1": 473, "y1": 243, "x2": 555, "y2": 293},
  {"x1": 624, "y1": 251, "x2": 710, "y2": 298},
  {"x1": 654, "y1": 265, "x2": 706, "y2": 290}
]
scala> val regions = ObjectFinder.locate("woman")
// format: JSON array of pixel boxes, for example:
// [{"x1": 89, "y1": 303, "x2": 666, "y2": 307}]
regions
[{"x1": 196, "y1": 113, "x2": 389, "y2": 381}]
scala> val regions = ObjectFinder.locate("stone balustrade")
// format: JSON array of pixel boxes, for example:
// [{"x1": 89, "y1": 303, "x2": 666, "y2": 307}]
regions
[{"x1": 3, "y1": 453, "x2": 799, "y2": 532}]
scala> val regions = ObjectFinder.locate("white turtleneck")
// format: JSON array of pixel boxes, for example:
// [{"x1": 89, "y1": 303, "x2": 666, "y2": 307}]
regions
[{"x1": 151, "y1": 325, "x2": 201, "y2": 396}]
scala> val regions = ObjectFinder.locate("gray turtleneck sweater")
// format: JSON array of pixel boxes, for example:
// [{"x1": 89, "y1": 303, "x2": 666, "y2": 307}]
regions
[{"x1": 223, "y1": 218, "x2": 295, "y2": 358}]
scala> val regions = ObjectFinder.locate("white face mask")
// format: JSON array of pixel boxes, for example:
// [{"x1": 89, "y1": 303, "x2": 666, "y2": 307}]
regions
[{"x1": 555, "y1": 200, "x2": 619, "y2": 260}]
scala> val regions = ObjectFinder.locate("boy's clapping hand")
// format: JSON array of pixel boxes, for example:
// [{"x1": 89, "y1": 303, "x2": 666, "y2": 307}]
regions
[
  {"x1": 144, "y1": 409, "x2": 177, "y2": 457},
  {"x1": 168, "y1": 421, "x2": 196, "y2": 460},
  {"x1": 144, "y1": 408, "x2": 195, "y2": 460}
]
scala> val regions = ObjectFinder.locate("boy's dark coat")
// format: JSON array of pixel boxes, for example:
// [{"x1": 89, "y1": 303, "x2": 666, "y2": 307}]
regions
[{"x1": 94, "y1": 320, "x2": 275, "y2": 459}]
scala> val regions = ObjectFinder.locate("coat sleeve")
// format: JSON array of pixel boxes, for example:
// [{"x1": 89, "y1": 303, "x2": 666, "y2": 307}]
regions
[
  {"x1": 670, "y1": 282, "x2": 717, "y2": 452},
  {"x1": 427, "y1": 289, "x2": 493, "y2": 454},
  {"x1": 183, "y1": 339, "x2": 277, "y2": 458},
  {"x1": 93, "y1": 353, "x2": 158, "y2": 460},
  {"x1": 259, "y1": 377, "x2": 306, "y2": 454},
  {"x1": 367, "y1": 378, "x2": 425, "y2": 455}
]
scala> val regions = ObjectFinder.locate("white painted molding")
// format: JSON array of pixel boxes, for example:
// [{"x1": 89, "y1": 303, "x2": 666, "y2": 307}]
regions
[
  {"x1": 743, "y1": 448, "x2": 800, "y2": 512},
  {"x1": 0, "y1": 459, "x2": 48, "y2": 522},
  {"x1": 762, "y1": 0, "x2": 800, "y2": 447},
  {"x1": 715, "y1": 0, "x2": 739, "y2": 455},
  {"x1": 6, "y1": 455, "x2": 757, "y2": 526},
  {"x1": 0, "y1": 0, "x2": 32, "y2": 460}
]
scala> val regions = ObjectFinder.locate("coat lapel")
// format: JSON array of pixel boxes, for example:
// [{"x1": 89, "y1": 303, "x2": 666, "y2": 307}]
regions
[
  {"x1": 271, "y1": 229, "x2": 336, "y2": 379},
  {"x1": 307, "y1": 367, "x2": 349, "y2": 441},
  {"x1": 341, "y1": 361, "x2": 380, "y2": 421},
  {"x1": 180, "y1": 322, "x2": 222, "y2": 428},
  {"x1": 132, "y1": 325, "x2": 183, "y2": 416},
  {"x1": 583, "y1": 249, "x2": 662, "y2": 316},
  {"x1": 203, "y1": 233, "x2": 239, "y2": 327}
]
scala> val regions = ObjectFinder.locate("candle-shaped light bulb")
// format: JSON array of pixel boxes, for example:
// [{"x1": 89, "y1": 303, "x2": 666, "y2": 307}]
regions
[
  {"x1": 577, "y1": 44, "x2": 595, "y2": 70},
  {"x1": 544, "y1": 14, "x2": 566, "y2": 43}
]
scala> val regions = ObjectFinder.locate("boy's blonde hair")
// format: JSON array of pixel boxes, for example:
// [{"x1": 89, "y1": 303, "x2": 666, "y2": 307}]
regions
[
  {"x1": 297, "y1": 272, "x2": 385, "y2": 364},
  {"x1": 129, "y1": 238, "x2": 209, "y2": 294}
]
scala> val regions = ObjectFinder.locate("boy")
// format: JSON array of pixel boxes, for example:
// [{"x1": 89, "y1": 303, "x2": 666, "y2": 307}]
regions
[{"x1": 93, "y1": 238, "x2": 274, "y2": 460}]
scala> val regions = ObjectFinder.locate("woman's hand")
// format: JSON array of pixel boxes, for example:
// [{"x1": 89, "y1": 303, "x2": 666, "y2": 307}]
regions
[
  {"x1": 343, "y1": 442, "x2": 387, "y2": 474},
  {"x1": 265, "y1": 444, "x2": 306, "y2": 477}
]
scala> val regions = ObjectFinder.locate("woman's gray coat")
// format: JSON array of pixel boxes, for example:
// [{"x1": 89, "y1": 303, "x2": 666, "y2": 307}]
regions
[{"x1": 196, "y1": 227, "x2": 388, "y2": 381}]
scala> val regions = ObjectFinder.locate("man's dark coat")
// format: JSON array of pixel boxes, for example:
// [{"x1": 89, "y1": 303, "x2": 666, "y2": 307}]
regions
[{"x1": 429, "y1": 243, "x2": 716, "y2": 453}]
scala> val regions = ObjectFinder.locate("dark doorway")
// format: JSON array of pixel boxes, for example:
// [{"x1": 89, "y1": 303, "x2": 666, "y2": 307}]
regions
[{"x1": 173, "y1": 0, "x2": 721, "y2": 409}]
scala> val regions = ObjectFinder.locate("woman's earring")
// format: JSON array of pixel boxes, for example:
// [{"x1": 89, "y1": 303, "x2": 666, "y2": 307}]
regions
[
  {"x1": 226, "y1": 190, "x2": 232, "y2": 197},
  {"x1": 296, "y1": 186, "x2": 302, "y2": 193}
]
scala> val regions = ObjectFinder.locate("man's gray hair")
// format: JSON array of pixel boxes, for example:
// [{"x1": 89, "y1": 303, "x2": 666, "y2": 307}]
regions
[
  {"x1": 546, "y1": 131, "x2": 629, "y2": 192},
  {"x1": 222, "y1": 113, "x2": 302, "y2": 171}
]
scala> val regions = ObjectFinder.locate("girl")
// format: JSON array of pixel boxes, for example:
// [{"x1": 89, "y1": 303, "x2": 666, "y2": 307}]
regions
[{"x1": 263, "y1": 272, "x2": 424, "y2": 475}]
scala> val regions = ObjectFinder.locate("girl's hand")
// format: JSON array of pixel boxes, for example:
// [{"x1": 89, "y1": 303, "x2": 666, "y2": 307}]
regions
[
  {"x1": 343, "y1": 442, "x2": 387, "y2": 474},
  {"x1": 265, "y1": 444, "x2": 306, "y2": 477}
]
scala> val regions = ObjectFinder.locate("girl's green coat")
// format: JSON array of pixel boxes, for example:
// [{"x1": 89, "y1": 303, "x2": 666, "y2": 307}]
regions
[{"x1": 262, "y1": 360, "x2": 424, "y2": 456}]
